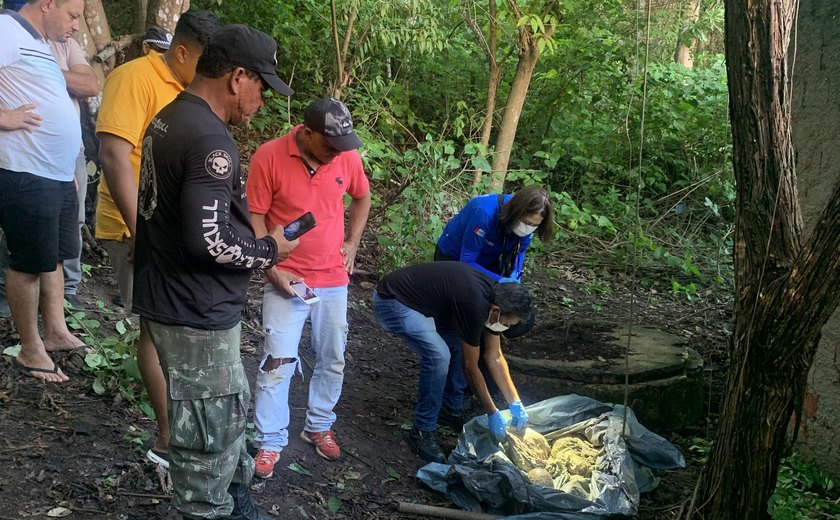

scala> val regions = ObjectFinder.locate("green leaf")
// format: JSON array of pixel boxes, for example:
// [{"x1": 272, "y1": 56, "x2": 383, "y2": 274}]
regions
[
  {"x1": 470, "y1": 155, "x2": 492, "y2": 172},
  {"x1": 116, "y1": 320, "x2": 127, "y2": 335},
  {"x1": 85, "y1": 352, "x2": 105, "y2": 368},
  {"x1": 122, "y1": 357, "x2": 142, "y2": 380},
  {"x1": 386, "y1": 466, "x2": 400, "y2": 480},
  {"x1": 138, "y1": 401, "x2": 154, "y2": 419},
  {"x1": 336, "y1": 482, "x2": 352, "y2": 491},
  {"x1": 380, "y1": 477, "x2": 396, "y2": 485},
  {"x1": 327, "y1": 496, "x2": 340, "y2": 514},
  {"x1": 82, "y1": 319, "x2": 100, "y2": 330},
  {"x1": 92, "y1": 379, "x2": 106, "y2": 395},
  {"x1": 3, "y1": 345, "x2": 21, "y2": 357},
  {"x1": 288, "y1": 462, "x2": 312, "y2": 476}
]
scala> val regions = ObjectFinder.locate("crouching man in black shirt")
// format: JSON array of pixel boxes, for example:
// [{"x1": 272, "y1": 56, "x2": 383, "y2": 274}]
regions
[
  {"x1": 132, "y1": 25, "x2": 296, "y2": 520},
  {"x1": 372, "y1": 261, "x2": 532, "y2": 463}
]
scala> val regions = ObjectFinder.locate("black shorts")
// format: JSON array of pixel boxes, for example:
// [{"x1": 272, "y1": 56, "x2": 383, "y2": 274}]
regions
[{"x1": 0, "y1": 168, "x2": 80, "y2": 274}]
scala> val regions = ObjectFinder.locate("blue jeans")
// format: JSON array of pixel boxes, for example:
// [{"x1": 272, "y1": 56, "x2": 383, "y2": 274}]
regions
[
  {"x1": 372, "y1": 291, "x2": 467, "y2": 432},
  {"x1": 254, "y1": 284, "x2": 348, "y2": 451},
  {"x1": 63, "y1": 150, "x2": 88, "y2": 295}
]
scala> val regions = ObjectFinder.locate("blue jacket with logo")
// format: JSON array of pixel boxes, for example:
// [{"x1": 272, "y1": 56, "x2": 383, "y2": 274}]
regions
[{"x1": 436, "y1": 193, "x2": 532, "y2": 281}]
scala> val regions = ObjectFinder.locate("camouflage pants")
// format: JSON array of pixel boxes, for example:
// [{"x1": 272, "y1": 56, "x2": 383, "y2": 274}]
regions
[{"x1": 142, "y1": 319, "x2": 255, "y2": 519}]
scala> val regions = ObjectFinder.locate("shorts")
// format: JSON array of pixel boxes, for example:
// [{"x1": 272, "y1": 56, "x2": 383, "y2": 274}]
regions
[{"x1": 0, "y1": 168, "x2": 79, "y2": 274}]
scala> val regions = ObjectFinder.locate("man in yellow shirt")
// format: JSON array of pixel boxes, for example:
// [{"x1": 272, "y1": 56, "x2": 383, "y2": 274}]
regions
[{"x1": 95, "y1": 9, "x2": 222, "y2": 467}]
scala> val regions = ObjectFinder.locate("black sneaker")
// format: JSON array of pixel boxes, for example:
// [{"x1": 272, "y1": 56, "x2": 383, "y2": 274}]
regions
[
  {"x1": 64, "y1": 293, "x2": 84, "y2": 310},
  {"x1": 408, "y1": 428, "x2": 446, "y2": 464},
  {"x1": 225, "y1": 482, "x2": 272, "y2": 520},
  {"x1": 438, "y1": 406, "x2": 467, "y2": 431}
]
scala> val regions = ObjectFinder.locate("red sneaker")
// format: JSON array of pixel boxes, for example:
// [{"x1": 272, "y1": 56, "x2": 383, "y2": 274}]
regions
[
  {"x1": 254, "y1": 448, "x2": 281, "y2": 478},
  {"x1": 300, "y1": 430, "x2": 340, "y2": 460}
]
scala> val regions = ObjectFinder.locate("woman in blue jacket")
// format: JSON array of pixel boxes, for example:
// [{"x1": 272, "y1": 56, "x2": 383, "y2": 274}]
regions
[{"x1": 435, "y1": 185, "x2": 554, "y2": 284}]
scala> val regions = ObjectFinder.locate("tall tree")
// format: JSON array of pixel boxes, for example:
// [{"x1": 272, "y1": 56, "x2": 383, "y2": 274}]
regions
[
  {"x1": 687, "y1": 0, "x2": 840, "y2": 517},
  {"x1": 462, "y1": 0, "x2": 515, "y2": 186},
  {"x1": 489, "y1": 0, "x2": 557, "y2": 191},
  {"x1": 674, "y1": 0, "x2": 700, "y2": 68}
]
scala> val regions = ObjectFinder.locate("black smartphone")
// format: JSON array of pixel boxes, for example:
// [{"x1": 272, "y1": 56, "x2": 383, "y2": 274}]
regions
[{"x1": 283, "y1": 212, "x2": 317, "y2": 240}]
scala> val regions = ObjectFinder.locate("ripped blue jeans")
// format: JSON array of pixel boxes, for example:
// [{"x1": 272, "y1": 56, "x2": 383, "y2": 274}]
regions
[{"x1": 253, "y1": 284, "x2": 348, "y2": 452}]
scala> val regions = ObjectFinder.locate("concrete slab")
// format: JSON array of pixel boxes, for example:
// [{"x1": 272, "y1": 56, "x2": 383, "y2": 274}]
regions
[{"x1": 507, "y1": 325, "x2": 704, "y2": 432}]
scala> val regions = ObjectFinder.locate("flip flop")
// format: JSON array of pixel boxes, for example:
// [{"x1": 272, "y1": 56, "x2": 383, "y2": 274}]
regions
[{"x1": 15, "y1": 359, "x2": 65, "y2": 380}]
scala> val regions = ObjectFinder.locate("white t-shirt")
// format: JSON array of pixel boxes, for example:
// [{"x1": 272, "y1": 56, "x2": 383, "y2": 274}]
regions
[{"x1": 0, "y1": 13, "x2": 81, "y2": 181}]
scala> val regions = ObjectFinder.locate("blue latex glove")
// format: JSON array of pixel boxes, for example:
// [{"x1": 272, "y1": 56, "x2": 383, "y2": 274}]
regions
[
  {"x1": 488, "y1": 410, "x2": 508, "y2": 439},
  {"x1": 498, "y1": 277, "x2": 520, "y2": 284},
  {"x1": 508, "y1": 400, "x2": 528, "y2": 431}
]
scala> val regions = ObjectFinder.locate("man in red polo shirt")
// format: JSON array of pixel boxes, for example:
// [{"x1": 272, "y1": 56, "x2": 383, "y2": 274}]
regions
[{"x1": 246, "y1": 97, "x2": 371, "y2": 477}]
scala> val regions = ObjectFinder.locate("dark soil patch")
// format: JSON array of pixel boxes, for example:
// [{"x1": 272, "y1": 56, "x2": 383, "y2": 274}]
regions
[
  {"x1": 0, "y1": 251, "x2": 730, "y2": 519},
  {"x1": 505, "y1": 320, "x2": 624, "y2": 362}
]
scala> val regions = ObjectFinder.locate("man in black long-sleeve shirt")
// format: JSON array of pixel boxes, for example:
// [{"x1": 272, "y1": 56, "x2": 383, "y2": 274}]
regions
[{"x1": 133, "y1": 25, "x2": 295, "y2": 520}]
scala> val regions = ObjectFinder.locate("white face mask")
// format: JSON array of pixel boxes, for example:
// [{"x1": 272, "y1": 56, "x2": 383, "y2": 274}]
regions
[
  {"x1": 485, "y1": 309, "x2": 509, "y2": 332},
  {"x1": 512, "y1": 221, "x2": 538, "y2": 237}
]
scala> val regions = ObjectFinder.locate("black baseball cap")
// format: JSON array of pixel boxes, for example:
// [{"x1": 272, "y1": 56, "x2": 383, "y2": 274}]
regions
[
  {"x1": 303, "y1": 97, "x2": 363, "y2": 151},
  {"x1": 205, "y1": 24, "x2": 293, "y2": 96}
]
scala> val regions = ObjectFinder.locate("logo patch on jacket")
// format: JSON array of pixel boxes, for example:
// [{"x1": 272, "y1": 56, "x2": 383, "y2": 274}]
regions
[
  {"x1": 205, "y1": 150, "x2": 233, "y2": 180},
  {"x1": 473, "y1": 226, "x2": 486, "y2": 237}
]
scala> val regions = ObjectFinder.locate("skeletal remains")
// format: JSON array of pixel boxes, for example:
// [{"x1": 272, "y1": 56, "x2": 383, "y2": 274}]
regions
[{"x1": 505, "y1": 428, "x2": 600, "y2": 497}]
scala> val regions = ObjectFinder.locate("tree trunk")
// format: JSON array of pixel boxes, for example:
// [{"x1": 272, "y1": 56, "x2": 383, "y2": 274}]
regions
[
  {"x1": 330, "y1": 0, "x2": 344, "y2": 100},
  {"x1": 461, "y1": 0, "x2": 513, "y2": 186},
  {"x1": 489, "y1": 28, "x2": 543, "y2": 191},
  {"x1": 472, "y1": 65, "x2": 502, "y2": 185},
  {"x1": 467, "y1": 0, "x2": 505, "y2": 186},
  {"x1": 80, "y1": 0, "x2": 112, "y2": 81},
  {"x1": 674, "y1": 0, "x2": 701, "y2": 68},
  {"x1": 83, "y1": 0, "x2": 112, "y2": 51},
  {"x1": 133, "y1": 0, "x2": 149, "y2": 33},
  {"x1": 146, "y1": 0, "x2": 189, "y2": 33},
  {"x1": 689, "y1": 0, "x2": 840, "y2": 517}
]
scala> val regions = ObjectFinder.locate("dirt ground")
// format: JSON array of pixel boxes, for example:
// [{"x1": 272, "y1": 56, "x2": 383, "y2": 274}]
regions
[{"x1": 0, "y1": 247, "x2": 731, "y2": 519}]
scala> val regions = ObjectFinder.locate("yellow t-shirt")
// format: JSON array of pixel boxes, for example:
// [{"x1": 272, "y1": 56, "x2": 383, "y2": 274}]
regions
[{"x1": 95, "y1": 53, "x2": 183, "y2": 240}]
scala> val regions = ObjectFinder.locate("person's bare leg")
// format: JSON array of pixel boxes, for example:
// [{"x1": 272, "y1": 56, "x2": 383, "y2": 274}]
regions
[
  {"x1": 8, "y1": 268, "x2": 68, "y2": 382},
  {"x1": 41, "y1": 263, "x2": 85, "y2": 352},
  {"x1": 138, "y1": 326, "x2": 170, "y2": 451}
]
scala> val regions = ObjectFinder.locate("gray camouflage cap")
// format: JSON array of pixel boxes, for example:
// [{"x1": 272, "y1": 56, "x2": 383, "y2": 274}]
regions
[{"x1": 303, "y1": 97, "x2": 363, "y2": 151}]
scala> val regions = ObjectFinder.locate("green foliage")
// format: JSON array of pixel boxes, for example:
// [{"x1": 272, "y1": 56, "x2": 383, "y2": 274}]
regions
[
  {"x1": 327, "y1": 495, "x2": 341, "y2": 515},
  {"x1": 64, "y1": 301, "x2": 152, "y2": 417},
  {"x1": 288, "y1": 462, "x2": 313, "y2": 476},
  {"x1": 769, "y1": 455, "x2": 840, "y2": 519},
  {"x1": 380, "y1": 466, "x2": 400, "y2": 485},
  {"x1": 369, "y1": 135, "x2": 475, "y2": 269},
  {"x1": 688, "y1": 437, "x2": 713, "y2": 464},
  {"x1": 122, "y1": 427, "x2": 151, "y2": 453},
  {"x1": 81, "y1": 262, "x2": 93, "y2": 282}
]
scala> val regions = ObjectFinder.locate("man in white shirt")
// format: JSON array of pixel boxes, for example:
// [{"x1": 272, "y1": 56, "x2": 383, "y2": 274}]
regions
[{"x1": 0, "y1": 0, "x2": 88, "y2": 382}]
